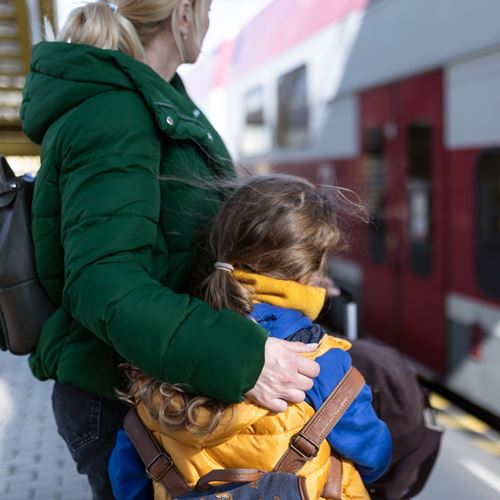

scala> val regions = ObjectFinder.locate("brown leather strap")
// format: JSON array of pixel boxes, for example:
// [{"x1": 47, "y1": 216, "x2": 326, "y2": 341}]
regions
[
  {"x1": 322, "y1": 455, "x2": 343, "y2": 500},
  {"x1": 123, "y1": 408, "x2": 190, "y2": 497},
  {"x1": 274, "y1": 366, "x2": 365, "y2": 475},
  {"x1": 196, "y1": 468, "x2": 266, "y2": 492}
]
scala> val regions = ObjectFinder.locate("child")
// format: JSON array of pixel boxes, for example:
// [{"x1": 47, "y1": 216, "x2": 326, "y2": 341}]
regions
[{"x1": 109, "y1": 174, "x2": 392, "y2": 499}]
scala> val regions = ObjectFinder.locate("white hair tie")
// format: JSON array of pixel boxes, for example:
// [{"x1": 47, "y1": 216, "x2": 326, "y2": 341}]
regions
[
  {"x1": 107, "y1": 2, "x2": 119, "y2": 13},
  {"x1": 214, "y1": 262, "x2": 234, "y2": 273}
]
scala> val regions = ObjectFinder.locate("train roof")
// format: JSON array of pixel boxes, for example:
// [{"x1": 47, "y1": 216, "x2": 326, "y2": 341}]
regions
[{"x1": 230, "y1": 0, "x2": 370, "y2": 76}]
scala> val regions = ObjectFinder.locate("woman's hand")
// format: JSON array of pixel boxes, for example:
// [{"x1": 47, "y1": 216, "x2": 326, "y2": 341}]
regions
[{"x1": 245, "y1": 338, "x2": 320, "y2": 412}]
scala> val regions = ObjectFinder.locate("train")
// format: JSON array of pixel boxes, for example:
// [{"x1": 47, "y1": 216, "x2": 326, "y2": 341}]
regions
[{"x1": 184, "y1": 0, "x2": 500, "y2": 419}]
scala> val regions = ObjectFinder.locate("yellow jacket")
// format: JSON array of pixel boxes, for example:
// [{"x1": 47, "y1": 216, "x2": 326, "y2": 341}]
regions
[{"x1": 137, "y1": 334, "x2": 370, "y2": 500}]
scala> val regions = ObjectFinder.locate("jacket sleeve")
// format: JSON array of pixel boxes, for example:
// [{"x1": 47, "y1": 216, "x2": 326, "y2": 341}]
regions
[
  {"x1": 305, "y1": 348, "x2": 392, "y2": 483},
  {"x1": 57, "y1": 91, "x2": 268, "y2": 403}
]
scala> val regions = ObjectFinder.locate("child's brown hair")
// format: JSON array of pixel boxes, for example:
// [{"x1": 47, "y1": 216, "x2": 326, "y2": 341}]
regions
[{"x1": 199, "y1": 174, "x2": 350, "y2": 314}]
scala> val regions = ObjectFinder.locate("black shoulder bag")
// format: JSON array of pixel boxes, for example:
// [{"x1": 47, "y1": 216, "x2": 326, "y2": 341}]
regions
[{"x1": 0, "y1": 156, "x2": 55, "y2": 355}]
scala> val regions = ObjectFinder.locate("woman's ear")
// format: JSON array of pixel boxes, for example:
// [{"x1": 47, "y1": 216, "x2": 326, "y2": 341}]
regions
[{"x1": 177, "y1": 0, "x2": 192, "y2": 38}]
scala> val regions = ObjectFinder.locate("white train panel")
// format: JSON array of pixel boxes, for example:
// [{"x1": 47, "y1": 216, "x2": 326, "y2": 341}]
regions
[
  {"x1": 316, "y1": 95, "x2": 359, "y2": 159},
  {"x1": 446, "y1": 49, "x2": 500, "y2": 149}
]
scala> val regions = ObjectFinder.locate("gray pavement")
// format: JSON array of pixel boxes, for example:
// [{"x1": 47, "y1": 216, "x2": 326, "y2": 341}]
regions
[
  {"x1": 0, "y1": 353, "x2": 91, "y2": 500},
  {"x1": 416, "y1": 425, "x2": 500, "y2": 499}
]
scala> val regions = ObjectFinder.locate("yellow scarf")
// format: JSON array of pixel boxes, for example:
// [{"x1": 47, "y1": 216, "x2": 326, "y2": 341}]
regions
[{"x1": 232, "y1": 269, "x2": 326, "y2": 321}]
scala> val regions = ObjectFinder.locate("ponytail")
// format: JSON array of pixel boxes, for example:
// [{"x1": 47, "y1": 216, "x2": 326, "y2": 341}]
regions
[
  {"x1": 54, "y1": 0, "x2": 209, "y2": 62},
  {"x1": 56, "y1": 1, "x2": 145, "y2": 59},
  {"x1": 200, "y1": 267, "x2": 254, "y2": 315}
]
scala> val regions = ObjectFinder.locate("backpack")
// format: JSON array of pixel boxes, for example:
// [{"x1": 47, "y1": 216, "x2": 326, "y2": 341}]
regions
[
  {"x1": 349, "y1": 338, "x2": 443, "y2": 499},
  {"x1": 123, "y1": 367, "x2": 366, "y2": 500},
  {"x1": 0, "y1": 156, "x2": 55, "y2": 355}
]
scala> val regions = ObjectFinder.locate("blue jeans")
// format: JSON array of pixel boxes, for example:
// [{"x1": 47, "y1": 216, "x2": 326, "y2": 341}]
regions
[{"x1": 52, "y1": 382, "x2": 128, "y2": 500}]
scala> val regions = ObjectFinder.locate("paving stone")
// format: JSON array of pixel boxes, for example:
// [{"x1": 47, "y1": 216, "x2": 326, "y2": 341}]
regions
[
  {"x1": 0, "y1": 480, "x2": 9, "y2": 494},
  {"x1": 2, "y1": 481, "x2": 34, "y2": 497},
  {"x1": 1, "y1": 493, "x2": 36, "y2": 500},
  {"x1": 0, "y1": 463, "x2": 15, "y2": 477},
  {"x1": 0, "y1": 471, "x2": 33, "y2": 484}
]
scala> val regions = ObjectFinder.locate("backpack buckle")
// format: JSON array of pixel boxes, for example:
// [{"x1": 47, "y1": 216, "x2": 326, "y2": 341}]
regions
[
  {"x1": 145, "y1": 452, "x2": 173, "y2": 481},
  {"x1": 290, "y1": 432, "x2": 320, "y2": 459}
]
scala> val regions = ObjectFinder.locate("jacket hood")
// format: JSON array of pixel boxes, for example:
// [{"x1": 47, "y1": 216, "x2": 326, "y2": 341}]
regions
[{"x1": 21, "y1": 42, "x2": 188, "y2": 144}]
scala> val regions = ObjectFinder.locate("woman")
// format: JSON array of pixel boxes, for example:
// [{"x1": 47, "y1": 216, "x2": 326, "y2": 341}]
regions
[{"x1": 20, "y1": 1, "x2": 319, "y2": 498}]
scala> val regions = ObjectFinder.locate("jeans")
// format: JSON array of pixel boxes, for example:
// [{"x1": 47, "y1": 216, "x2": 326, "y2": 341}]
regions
[{"x1": 52, "y1": 382, "x2": 129, "y2": 500}]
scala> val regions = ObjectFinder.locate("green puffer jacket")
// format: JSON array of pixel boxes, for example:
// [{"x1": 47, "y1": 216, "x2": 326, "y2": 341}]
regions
[{"x1": 20, "y1": 42, "x2": 268, "y2": 401}]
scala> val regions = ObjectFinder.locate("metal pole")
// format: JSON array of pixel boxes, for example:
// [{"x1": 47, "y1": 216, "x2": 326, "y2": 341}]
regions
[
  {"x1": 346, "y1": 302, "x2": 358, "y2": 340},
  {"x1": 339, "y1": 287, "x2": 358, "y2": 340}
]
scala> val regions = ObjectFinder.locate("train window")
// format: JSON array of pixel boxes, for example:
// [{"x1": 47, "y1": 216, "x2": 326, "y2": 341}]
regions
[
  {"x1": 476, "y1": 150, "x2": 500, "y2": 298},
  {"x1": 364, "y1": 127, "x2": 386, "y2": 264},
  {"x1": 276, "y1": 65, "x2": 308, "y2": 148},
  {"x1": 407, "y1": 123, "x2": 433, "y2": 276},
  {"x1": 240, "y1": 86, "x2": 271, "y2": 157}
]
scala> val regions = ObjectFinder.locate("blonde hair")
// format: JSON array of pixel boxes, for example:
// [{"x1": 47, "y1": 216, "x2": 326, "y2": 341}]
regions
[
  {"x1": 120, "y1": 367, "x2": 229, "y2": 436},
  {"x1": 56, "y1": 0, "x2": 209, "y2": 61},
  {"x1": 124, "y1": 174, "x2": 364, "y2": 435}
]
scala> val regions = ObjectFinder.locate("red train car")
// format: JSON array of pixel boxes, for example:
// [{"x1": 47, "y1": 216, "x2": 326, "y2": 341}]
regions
[{"x1": 186, "y1": 0, "x2": 500, "y2": 417}]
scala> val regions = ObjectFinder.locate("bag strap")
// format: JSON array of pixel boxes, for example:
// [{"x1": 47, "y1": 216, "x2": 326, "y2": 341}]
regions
[
  {"x1": 196, "y1": 469, "x2": 266, "y2": 492},
  {"x1": 274, "y1": 366, "x2": 365, "y2": 474},
  {"x1": 323, "y1": 454, "x2": 343, "y2": 500},
  {"x1": 124, "y1": 409, "x2": 190, "y2": 497}
]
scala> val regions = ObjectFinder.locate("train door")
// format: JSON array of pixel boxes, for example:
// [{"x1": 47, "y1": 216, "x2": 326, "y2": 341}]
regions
[
  {"x1": 359, "y1": 86, "x2": 399, "y2": 346},
  {"x1": 360, "y1": 71, "x2": 446, "y2": 372}
]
